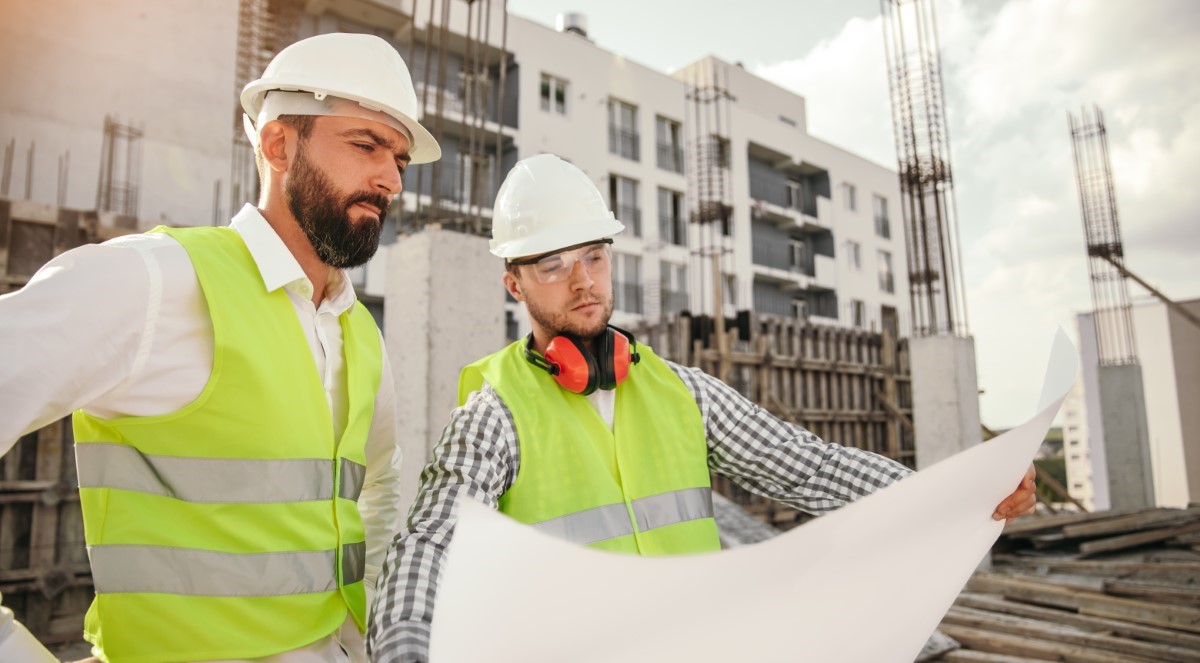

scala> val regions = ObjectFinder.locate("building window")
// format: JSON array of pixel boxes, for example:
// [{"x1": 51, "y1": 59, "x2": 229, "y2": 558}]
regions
[
  {"x1": 540, "y1": 73, "x2": 567, "y2": 114},
  {"x1": 656, "y1": 116, "x2": 683, "y2": 173},
  {"x1": 609, "y1": 175, "x2": 641, "y2": 237},
  {"x1": 722, "y1": 274, "x2": 737, "y2": 310},
  {"x1": 792, "y1": 298, "x2": 808, "y2": 321},
  {"x1": 847, "y1": 240, "x2": 862, "y2": 270},
  {"x1": 660, "y1": 261, "x2": 689, "y2": 314},
  {"x1": 505, "y1": 310, "x2": 519, "y2": 342},
  {"x1": 607, "y1": 98, "x2": 639, "y2": 161},
  {"x1": 850, "y1": 299, "x2": 866, "y2": 328},
  {"x1": 843, "y1": 182, "x2": 857, "y2": 212},
  {"x1": 878, "y1": 250, "x2": 895, "y2": 294},
  {"x1": 658, "y1": 188, "x2": 685, "y2": 246},
  {"x1": 873, "y1": 194, "x2": 890, "y2": 238},
  {"x1": 788, "y1": 239, "x2": 807, "y2": 273},
  {"x1": 614, "y1": 253, "x2": 643, "y2": 314}
]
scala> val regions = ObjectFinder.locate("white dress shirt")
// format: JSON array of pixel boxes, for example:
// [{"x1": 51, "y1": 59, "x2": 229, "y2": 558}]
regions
[{"x1": 0, "y1": 204, "x2": 401, "y2": 662}]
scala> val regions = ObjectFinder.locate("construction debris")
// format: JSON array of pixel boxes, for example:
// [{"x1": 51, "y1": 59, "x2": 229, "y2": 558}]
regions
[{"x1": 931, "y1": 506, "x2": 1200, "y2": 661}]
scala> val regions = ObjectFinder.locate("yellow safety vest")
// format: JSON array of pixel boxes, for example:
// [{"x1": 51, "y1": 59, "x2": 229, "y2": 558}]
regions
[
  {"x1": 458, "y1": 339, "x2": 720, "y2": 556},
  {"x1": 73, "y1": 225, "x2": 381, "y2": 663}
]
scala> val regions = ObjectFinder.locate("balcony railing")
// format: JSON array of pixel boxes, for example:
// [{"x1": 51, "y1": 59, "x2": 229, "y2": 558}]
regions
[
  {"x1": 616, "y1": 282, "x2": 644, "y2": 314},
  {"x1": 608, "y1": 126, "x2": 640, "y2": 161},
  {"x1": 409, "y1": 161, "x2": 497, "y2": 208},
  {"x1": 874, "y1": 215, "x2": 891, "y2": 239},
  {"x1": 879, "y1": 273, "x2": 895, "y2": 294},
  {"x1": 662, "y1": 289, "x2": 689, "y2": 314},
  {"x1": 615, "y1": 204, "x2": 642, "y2": 237},
  {"x1": 748, "y1": 176, "x2": 818, "y2": 217},
  {"x1": 656, "y1": 142, "x2": 684, "y2": 173},
  {"x1": 659, "y1": 214, "x2": 686, "y2": 246}
]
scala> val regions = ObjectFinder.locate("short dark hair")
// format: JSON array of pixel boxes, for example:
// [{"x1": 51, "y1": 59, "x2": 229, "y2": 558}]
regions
[{"x1": 254, "y1": 114, "x2": 318, "y2": 182}]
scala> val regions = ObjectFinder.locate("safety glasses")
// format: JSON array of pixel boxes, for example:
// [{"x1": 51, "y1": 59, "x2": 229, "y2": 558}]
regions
[{"x1": 510, "y1": 239, "x2": 614, "y2": 284}]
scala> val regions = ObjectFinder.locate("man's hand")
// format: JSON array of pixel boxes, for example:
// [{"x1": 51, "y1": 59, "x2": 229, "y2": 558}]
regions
[{"x1": 993, "y1": 464, "x2": 1037, "y2": 521}]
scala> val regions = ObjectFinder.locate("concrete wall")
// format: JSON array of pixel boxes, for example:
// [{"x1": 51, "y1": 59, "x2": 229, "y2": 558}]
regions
[
  {"x1": 1169, "y1": 300, "x2": 1200, "y2": 502},
  {"x1": 1098, "y1": 363, "x2": 1156, "y2": 509},
  {"x1": 910, "y1": 335, "x2": 982, "y2": 469},
  {"x1": 1132, "y1": 299, "x2": 1188, "y2": 507},
  {"x1": 1078, "y1": 300, "x2": 1200, "y2": 509},
  {"x1": 384, "y1": 227, "x2": 506, "y2": 516},
  {"x1": 0, "y1": 0, "x2": 238, "y2": 226}
]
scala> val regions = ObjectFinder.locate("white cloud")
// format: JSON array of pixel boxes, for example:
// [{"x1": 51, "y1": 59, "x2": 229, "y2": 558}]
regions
[{"x1": 752, "y1": 0, "x2": 1200, "y2": 427}]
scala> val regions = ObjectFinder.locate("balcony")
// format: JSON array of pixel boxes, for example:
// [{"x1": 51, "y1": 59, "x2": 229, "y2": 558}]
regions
[
  {"x1": 413, "y1": 82, "x2": 516, "y2": 132},
  {"x1": 608, "y1": 126, "x2": 640, "y2": 162},
  {"x1": 615, "y1": 282, "x2": 644, "y2": 314},
  {"x1": 615, "y1": 204, "x2": 642, "y2": 237},
  {"x1": 750, "y1": 177, "x2": 829, "y2": 232},
  {"x1": 661, "y1": 289, "x2": 689, "y2": 314},
  {"x1": 656, "y1": 142, "x2": 684, "y2": 174}
]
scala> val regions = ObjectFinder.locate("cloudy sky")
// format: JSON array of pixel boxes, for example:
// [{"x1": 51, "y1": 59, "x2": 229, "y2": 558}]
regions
[{"x1": 510, "y1": 0, "x2": 1200, "y2": 428}]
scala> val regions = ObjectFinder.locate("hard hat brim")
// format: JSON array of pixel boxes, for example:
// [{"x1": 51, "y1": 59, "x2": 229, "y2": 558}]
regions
[
  {"x1": 241, "y1": 83, "x2": 442, "y2": 164},
  {"x1": 490, "y1": 217, "x2": 626, "y2": 259}
]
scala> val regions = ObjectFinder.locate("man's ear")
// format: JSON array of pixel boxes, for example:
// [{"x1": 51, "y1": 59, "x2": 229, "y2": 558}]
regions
[
  {"x1": 503, "y1": 270, "x2": 524, "y2": 302},
  {"x1": 259, "y1": 120, "x2": 294, "y2": 173}
]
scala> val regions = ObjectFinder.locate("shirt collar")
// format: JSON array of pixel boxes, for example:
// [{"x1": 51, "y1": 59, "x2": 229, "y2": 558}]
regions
[{"x1": 228, "y1": 204, "x2": 359, "y2": 315}]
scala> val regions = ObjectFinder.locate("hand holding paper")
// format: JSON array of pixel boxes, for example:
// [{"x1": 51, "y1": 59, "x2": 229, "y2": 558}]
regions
[{"x1": 430, "y1": 331, "x2": 1077, "y2": 663}]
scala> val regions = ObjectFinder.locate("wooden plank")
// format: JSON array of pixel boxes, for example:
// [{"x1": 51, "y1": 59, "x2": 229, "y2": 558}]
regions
[
  {"x1": 968, "y1": 572, "x2": 1200, "y2": 633},
  {"x1": 1081, "y1": 522, "x2": 1200, "y2": 556},
  {"x1": 1001, "y1": 508, "x2": 1144, "y2": 538},
  {"x1": 992, "y1": 555, "x2": 1200, "y2": 578},
  {"x1": 937, "y1": 623, "x2": 1159, "y2": 663},
  {"x1": 943, "y1": 605, "x2": 1200, "y2": 662},
  {"x1": 1063, "y1": 507, "x2": 1200, "y2": 539},
  {"x1": 1079, "y1": 593, "x2": 1200, "y2": 634},
  {"x1": 955, "y1": 592, "x2": 1200, "y2": 650},
  {"x1": 1105, "y1": 579, "x2": 1200, "y2": 606},
  {"x1": 938, "y1": 651, "x2": 1040, "y2": 663}
]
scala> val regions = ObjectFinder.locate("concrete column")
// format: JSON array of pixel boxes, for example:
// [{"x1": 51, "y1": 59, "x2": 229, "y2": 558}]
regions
[
  {"x1": 384, "y1": 227, "x2": 506, "y2": 519},
  {"x1": 1097, "y1": 364, "x2": 1156, "y2": 509},
  {"x1": 910, "y1": 335, "x2": 983, "y2": 469}
]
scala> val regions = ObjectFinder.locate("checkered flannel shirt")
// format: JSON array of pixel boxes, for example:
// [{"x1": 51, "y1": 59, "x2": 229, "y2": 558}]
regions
[{"x1": 367, "y1": 361, "x2": 913, "y2": 661}]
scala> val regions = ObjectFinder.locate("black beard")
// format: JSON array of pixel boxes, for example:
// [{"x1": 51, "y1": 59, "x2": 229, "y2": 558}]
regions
[{"x1": 285, "y1": 147, "x2": 388, "y2": 268}]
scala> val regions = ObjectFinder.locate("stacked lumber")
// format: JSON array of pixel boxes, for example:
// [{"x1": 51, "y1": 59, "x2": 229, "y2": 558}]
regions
[{"x1": 933, "y1": 506, "x2": 1200, "y2": 661}]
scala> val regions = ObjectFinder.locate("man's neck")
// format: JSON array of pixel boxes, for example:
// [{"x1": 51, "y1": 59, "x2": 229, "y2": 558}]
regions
[
  {"x1": 532, "y1": 329, "x2": 598, "y2": 356},
  {"x1": 258, "y1": 201, "x2": 331, "y2": 306}
]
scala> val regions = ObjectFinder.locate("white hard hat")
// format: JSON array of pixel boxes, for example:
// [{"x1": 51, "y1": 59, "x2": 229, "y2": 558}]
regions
[
  {"x1": 490, "y1": 154, "x2": 625, "y2": 259},
  {"x1": 241, "y1": 33, "x2": 441, "y2": 164}
]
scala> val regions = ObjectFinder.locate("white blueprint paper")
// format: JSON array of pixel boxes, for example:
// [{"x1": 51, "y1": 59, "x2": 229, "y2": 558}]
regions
[{"x1": 430, "y1": 331, "x2": 1078, "y2": 663}]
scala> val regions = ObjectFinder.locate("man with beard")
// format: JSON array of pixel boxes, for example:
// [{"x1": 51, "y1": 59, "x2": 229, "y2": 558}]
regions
[
  {"x1": 369, "y1": 154, "x2": 1038, "y2": 663},
  {"x1": 0, "y1": 33, "x2": 438, "y2": 662}
]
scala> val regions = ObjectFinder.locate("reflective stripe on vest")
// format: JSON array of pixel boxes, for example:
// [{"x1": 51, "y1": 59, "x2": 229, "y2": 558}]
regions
[
  {"x1": 75, "y1": 443, "x2": 366, "y2": 503},
  {"x1": 532, "y1": 487, "x2": 715, "y2": 546},
  {"x1": 88, "y1": 543, "x2": 367, "y2": 597}
]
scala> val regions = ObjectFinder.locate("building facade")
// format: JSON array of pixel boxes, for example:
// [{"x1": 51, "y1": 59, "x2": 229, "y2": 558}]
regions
[
  {"x1": 1074, "y1": 297, "x2": 1200, "y2": 509},
  {"x1": 1, "y1": 0, "x2": 909, "y2": 338}
]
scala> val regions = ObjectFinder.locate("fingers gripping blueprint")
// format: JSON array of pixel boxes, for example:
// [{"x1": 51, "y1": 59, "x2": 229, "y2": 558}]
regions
[{"x1": 430, "y1": 331, "x2": 1078, "y2": 662}]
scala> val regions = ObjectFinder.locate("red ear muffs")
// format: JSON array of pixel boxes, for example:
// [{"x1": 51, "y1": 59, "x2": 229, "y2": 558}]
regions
[
  {"x1": 524, "y1": 327, "x2": 641, "y2": 395},
  {"x1": 544, "y1": 335, "x2": 599, "y2": 395}
]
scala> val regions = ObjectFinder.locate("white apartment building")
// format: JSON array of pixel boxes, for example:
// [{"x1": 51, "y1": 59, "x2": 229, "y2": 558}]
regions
[
  {"x1": 493, "y1": 16, "x2": 909, "y2": 338},
  {"x1": 1074, "y1": 297, "x2": 1200, "y2": 509},
  {"x1": 2, "y1": 1, "x2": 909, "y2": 338},
  {"x1": 1061, "y1": 379, "x2": 1095, "y2": 510}
]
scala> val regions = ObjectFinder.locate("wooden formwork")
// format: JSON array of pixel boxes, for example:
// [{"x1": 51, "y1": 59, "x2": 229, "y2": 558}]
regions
[
  {"x1": 1, "y1": 197, "x2": 138, "y2": 643},
  {"x1": 639, "y1": 313, "x2": 915, "y2": 530},
  {"x1": 0, "y1": 419, "x2": 93, "y2": 645}
]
